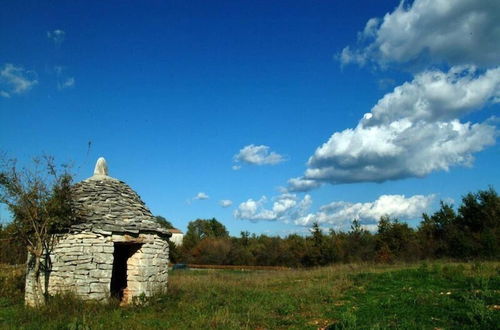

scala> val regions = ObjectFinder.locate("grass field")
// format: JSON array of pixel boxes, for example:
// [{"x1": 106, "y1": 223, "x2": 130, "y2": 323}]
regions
[{"x1": 1, "y1": 262, "x2": 499, "y2": 329}]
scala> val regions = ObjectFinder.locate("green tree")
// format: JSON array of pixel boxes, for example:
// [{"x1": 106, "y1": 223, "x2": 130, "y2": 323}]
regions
[
  {"x1": 345, "y1": 219, "x2": 375, "y2": 262},
  {"x1": 303, "y1": 222, "x2": 335, "y2": 266},
  {"x1": 191, "y1": 237, "x2": 232, "y2": 265},
  {"x1": 154, "y1": 215, "x2": 174, "y2": 229},
  {"x1": 0, "y1": 156, "x2": 77, "y2": 305},
  {"x1": 419, "y1": 201, "x2": 457, "y2": 258},
  {"x1": 183, "y1": 218, "x2": 228, "y2": 246},
  {"x1": 181, "y1": 218, "x2": 229, "y2": 262},
  {"x1": 376, "y1": 216, "x2": 418, "y2": 262},
  {"x1": 0, "y1": 223, "x2": 26, "y2": 264},
  {"x1": 457, "y1": 187, "x2": 500, "y2": 258}
]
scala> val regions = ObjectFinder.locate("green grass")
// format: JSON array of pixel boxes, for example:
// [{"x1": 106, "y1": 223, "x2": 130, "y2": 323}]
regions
[{"x1": 1, "y1": 262, "x2": 499, "y2": 329}]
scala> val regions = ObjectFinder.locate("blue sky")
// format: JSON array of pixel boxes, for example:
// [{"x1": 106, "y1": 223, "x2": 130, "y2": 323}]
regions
[{"x1": 1, "y1": 0, "x2": 499, "y2": 236}]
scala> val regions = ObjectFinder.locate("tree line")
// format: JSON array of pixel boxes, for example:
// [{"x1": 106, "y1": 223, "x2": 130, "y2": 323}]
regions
[
  {"x1": 1, "y1": 187, "x2": 499, "y2": 267},
  {"x1": 168, "y1": 187, "x2": 499, "y2": 266}
]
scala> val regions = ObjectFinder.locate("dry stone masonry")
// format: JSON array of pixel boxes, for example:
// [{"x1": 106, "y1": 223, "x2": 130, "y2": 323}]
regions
[{"x1": 25, "y1": 157, "x2": 171, "y2": 305}]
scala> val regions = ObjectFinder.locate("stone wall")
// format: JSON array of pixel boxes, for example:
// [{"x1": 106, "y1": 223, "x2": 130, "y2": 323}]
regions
[
  {"x1": 25, "y1": 231, "x2": 169, "y2": 306},
  {"x1": 114, "y1": 233, "x2": 169, "y2": 304}
]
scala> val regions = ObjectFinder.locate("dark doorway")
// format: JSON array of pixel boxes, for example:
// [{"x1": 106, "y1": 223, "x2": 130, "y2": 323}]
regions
[{"x1": 110, "y1": 243, "x2": 141, "y2": 301}]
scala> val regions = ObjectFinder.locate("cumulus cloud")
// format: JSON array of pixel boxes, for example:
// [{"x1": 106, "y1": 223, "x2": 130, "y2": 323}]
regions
[
  {"x1": 234, "y1": 197, "x2": 276, "y2": 221},
  {"x1": 194, "y1": 192, "x2": 209, "y2": 200},
  {"x1": 287, "y1": 177, "x2": 322, "y2": 192},
  {"x1": 235, "y1": 192, "x2": 433, "y2": 231},
  {"x1": 305, "y1": 119, "x2": 495, "y2": 184},
  {"x1": 295, "y1": 194, "x2": 435, "y2": 229},
  {"x1": 0, "y1": 63, "x2": 38, "y2": 98},
  {"x1": 364, "y1": 66, "x2": 500, "y2": 125},
  {"x1": 234, "y1": 193, "x2": 311, "y2": 222},
  {"x1": 305, "y1": 1, "x2": 500, "y2": 192},
  {"x1": 340, "y1": 0, "x2": 500, "y2": 67},
  {"x1": 47, "y1": 29, "x2": 66, "y2": 45},
  {"x1": 219, "y1": 200, "x2": 233, "y2": 208},
  {"x1": 233, "y1": 144, "x2": 285, "y2": 167},
  {"x1": 288, "y1": 66, "x2": 498, "y2": 191}
]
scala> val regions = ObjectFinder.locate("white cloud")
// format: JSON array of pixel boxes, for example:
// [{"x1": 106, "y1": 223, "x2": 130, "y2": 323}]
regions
[
  {"x1": 288, "y1": 66, "x2": 498, "y2": 190},
  {"x1": 0, "y1": 63, "x2": 38, "y2": 98},
  {"x1": 234, "y1": 193, "x2": 311, "y2": 222},
  {"x1": 58, "y1": 77, "x2": 75, "y2": 90},
  {"x1": 287, "y1": 177, "x2": 322, "y2": 192},
  {"x1": 235, "y1": 192, "x2": 434, "y2": 231},
  {"x1": 219, "y1": 200, "x2": 233, "y2": 208},
  {"x1": 234, "y1": 196, "x2": 276, "y2": 221},
  {"x1": 305, "y1": 119, "x2": 495, "y2": 184},
  {"x1": 233, "y1": 144, "x2": 285, "y2": 166},
  {"x1": 295, "y1": 194, "x2": 435, "y2": 229},
  {"x1": 194, "y1": 192, "x2": 209, "y2": 200},
  {"x1": 340, "y1": 0, "x2": 500, "y2": 67},
  {"x1": 364, "y1": 66, "x2": 500, "y2": 125},
  {"x1": 318, "y1": 1, "x2": 500, "y2": 191},
  {"x1": 47, "y1": 29, "x2": 66, "y2": 45}
]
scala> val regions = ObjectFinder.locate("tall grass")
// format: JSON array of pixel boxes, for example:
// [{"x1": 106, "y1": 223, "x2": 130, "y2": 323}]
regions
[{"x1": 1, "y1": 262, "x2": 499, "y2": 329}]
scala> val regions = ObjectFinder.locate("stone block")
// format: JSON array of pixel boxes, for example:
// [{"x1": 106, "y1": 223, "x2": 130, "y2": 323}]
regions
[
  {"x1": 76, "y1": 233, "x2": 98, "y2": 239},
  {"x1": 90, "y1": 283, "x2": 107, "y2": 293},
  {"x1": 142, "y1": 268, "x2": 159, "y2": 277},
  {"x1": 75, "y1": 284, "x2": 91, "y2": 294},
  {"x1": 75, "y1": 263, "x2": 92, "y2": 270},
  {"x1": 138, "y1": 253, "x2": 155, "y2": 260},
  {"x1": 64, "y1": 253, "x2": 83, "y2": 259},
  {"x1": 90, "y1": 269, "x2": 110, "y2": 279},
  {"x1": 128, "y1": 268, "x2": 141, "y2": 276},
  {"x1": 126, "y1": 281, "x2": 145, "y2": 291},
  {"x1": 76, "y1": 256, "x2": 92, "y2": 262},
  {"x1": 93, "y1": 229, "x2": 112, "y2": 236},
  {"x1": 87, "y1": 239, "x2": 107, "y2": 244},
  {"x1": 102, "y1": 246, "x2": 114, "y2": 253},
  {"x1": 97, "y1": 263, "x2": 113, "y2": 270},
  {"x1": 93, "y1": 255, "x2": 112, "y2": 264}
]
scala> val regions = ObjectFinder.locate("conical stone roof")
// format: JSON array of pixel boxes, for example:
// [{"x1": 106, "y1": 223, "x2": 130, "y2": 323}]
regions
[{"x1": 69, "y1": 157, "x2": 170, "y2": 237}]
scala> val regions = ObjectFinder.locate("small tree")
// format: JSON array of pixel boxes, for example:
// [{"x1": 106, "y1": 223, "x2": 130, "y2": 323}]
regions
[{"x1": 0, "y1": 155, "x2": 77, "y2": 305}]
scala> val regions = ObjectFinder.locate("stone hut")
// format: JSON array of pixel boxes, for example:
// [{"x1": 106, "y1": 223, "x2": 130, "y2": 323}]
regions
[{"x1": 25, "y1": 157, "x2": 171, "y2": 305}]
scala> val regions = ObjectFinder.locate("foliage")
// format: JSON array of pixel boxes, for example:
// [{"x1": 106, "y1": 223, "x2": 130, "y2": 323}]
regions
[
  {"x1": 0, "y1": 155, "x2": 77, "y2": 305},
  {"x1": 175, "y1": 187, "x2": 499, "y2": 267},
  {"x1": 376, "y1": 215, "x2": 419, "y2": 262},
  {"x1": 420, "y1": 187, "x2": 500, "y2": 260},
  {"x1": 0, "y1": 223, "x2": 25, "y2": 265},
  {"x1": 154, "y1": 215, "x2": 174, "y2": 229},
  {"x1": 181, "y1": 218, "x2": 229, "y2": 262}
]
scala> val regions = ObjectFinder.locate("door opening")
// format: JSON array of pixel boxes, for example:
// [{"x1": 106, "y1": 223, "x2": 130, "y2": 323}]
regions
[{"x1": 110, "y1": 243, "x2": 141, "y2": 302}]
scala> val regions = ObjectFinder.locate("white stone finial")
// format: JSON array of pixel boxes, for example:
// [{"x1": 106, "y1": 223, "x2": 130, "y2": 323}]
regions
[{"x1": 94, "y1": 157, "x2": 108, "y2": 176}]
